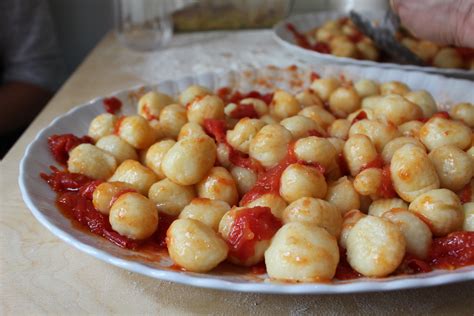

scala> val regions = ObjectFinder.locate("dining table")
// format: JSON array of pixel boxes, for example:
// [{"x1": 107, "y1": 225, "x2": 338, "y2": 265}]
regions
[{"x1": 1, "y1": 29, "x2": 473, "y2": 315}]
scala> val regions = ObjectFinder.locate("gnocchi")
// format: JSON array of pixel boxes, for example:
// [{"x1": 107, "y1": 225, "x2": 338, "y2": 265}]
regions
[{"x1": 42, "y1": 71, "x2": 474, "y2": 284}]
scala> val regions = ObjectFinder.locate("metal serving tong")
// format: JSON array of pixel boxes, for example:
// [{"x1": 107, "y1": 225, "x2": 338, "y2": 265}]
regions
[{"x1": 349, "y1": 8, "x2": 425, "y2": 65}]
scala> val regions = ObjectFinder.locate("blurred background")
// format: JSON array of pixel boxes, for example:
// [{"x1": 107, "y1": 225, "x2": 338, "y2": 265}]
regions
[{"x1": 49, "y1": 0, "x2": 388, "y2": 76}]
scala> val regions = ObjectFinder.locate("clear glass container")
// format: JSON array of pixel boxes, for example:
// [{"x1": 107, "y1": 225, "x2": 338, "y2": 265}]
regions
[{"x1": 114, "y1": 0, "x2": 175, "y2": 51}]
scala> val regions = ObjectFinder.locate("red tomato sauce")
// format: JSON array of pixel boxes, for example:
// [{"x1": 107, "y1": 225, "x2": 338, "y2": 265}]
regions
[
  {"x1": 156, "y1": 213, "x2": 177, "y2": 248},
  {"x1": 227, "y1": 206, "x2": 281, "y2": 262},
  {"x1": 351, "y1": 111, "x2": 367, "y2": 124},
  {"x1": 286, "y1": 23, "x2": 330, "y2": 54},
  {"x1": 310, "y1": 71, "x2": 320, "y2": 81},
  {"x1": 114, "y1": 116, "x2": 126, "y2": 135},
  {"x1": 335, "y1": 250, "x2": 362, "y2": 280},
  {"x1": 42, "y1": 169, "x2": 139, "y2": 249},
  {"x1": 456, "y1": 47, "x2": 474, "y2": 60},
  {"x1": 360, "y1": 155, "x2": 384, "y2": 171},
  {"x1": 47, "y1": 134, "x2": 93, "y2": 165},
  {"x1": 141, "y1": 105, "x2": 159, "y2": 121},
  {"x1": 240, "y1": 143, "x2": 325, "y2": 205},
  {"x1": 229, "y1": 103, "x2": 259, "y2": 119},
  {"x1": 377, "y1": 165, "x2": 397, "y2": 198},
  {"x1": 103, "y1": 97, "x2": 122, "y2": 114},
  {"x1": 458, "y1": 184, "x2": 472, "y2": 204},
  {"x1": 429, "y1": 231, "x2": 474, "y2": 269},
  {"x1": 217, "y1": 87, "x2": 273, "y2": 106},
  {"x1": 307, "y1": 129, "x2": 325, "y2": 137},
  {"x1": 418, "y1": 111, "x2": 450, "y2": 123},
  {"x1": 203, "y1": 119, "x2": 264, "y2": 174}
]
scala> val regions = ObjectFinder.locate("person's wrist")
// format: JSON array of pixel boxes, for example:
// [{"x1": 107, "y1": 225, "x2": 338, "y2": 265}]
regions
[{"x1": 453, "y1": 0, "x2": 474, "y2": 47}]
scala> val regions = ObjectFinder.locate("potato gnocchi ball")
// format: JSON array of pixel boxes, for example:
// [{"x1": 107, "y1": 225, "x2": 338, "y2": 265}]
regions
[
  {"x1": 109, "y1": 159, "x2": 157, "y2": 195},
  {"x1": 117, "y1": 115, "x2": 156, "y2": 149},
  {"x1": 295, "y1": 89, "x2": 324, "y2": 108},
  {"x1": 354, "y1": 79, "x2": 379, "y2": 98},
  {"x1": 249, "y1": 124, "x2": 292, "y2": 168},
  {"x1": 343, "y1": 134, "x2": 378, "y2": 176},
  {"x1": 419, "y1": 117, "x2": 472, "y2": 151},
  {"x1": 187, "y1": 95, "x2": 225, "y2": 125},
  {"x1": 339, "y1": 209, "x2": 366, "y2": 249},
  {"x1": 167, "y1": 218, "x2": 228, "y2": 272},
  {"x1": 404, "y1": 90, "x2": 437, "y2": 118},
  {"x1": 179, "y1": 198, "x2": 230, "y2": 231},
  {"x1": 230, "y1": 166, "x2": 257, "y2": 196},
  {"x1": 294, "y1": 136, "x2": 337, "y2": 170},
  {"x1": 398, "y1": 120, "x2": 424, "y2": 138},
  {"x1": 356, "y1": 41, "x2": 379, "y2": 61},
  {"x1": 380, "y1": 81, "x2": 410, "y2": 96},
  {"x1": 429, "y1": 145, "x2": 473, "y2": 191},
  {"x1": 330, "y1": 36, "x2": 357, "y2": 58},
  {"x1": 96, "y1": 134, "x2": 138, "y2": 164},
  {"x1": 382, "y1": 209, "x2": 432, "y2": 259},
  {"x1": 219, "y1": 206, "x2": 279, "y2": 266},
  {"x1": 349, "y1": 119, "x2": 400, "y2": 152},
  {"x1": 368, "y1": 198, "x2": 408, "y2": 217},
  {"x1": 109, "y1": 192, "x2": 158, "y2": 240},
  {"x1": 328, "y1": 119, "x2": 351, "y2": 139},
  {"x1": 197, "y1": 167, "x2": 239, "y2": 206},
  {"x1": 226, "y1": 118, "x2": 265, "y2": 154},
  {"x1": 283, "y1": 197, "x2": 342, "y2": 237},
  {"x1": 246, "y1": 193, "x2": 288, "y2": 219},
  {"x1": 159, "y1": 104, "x2": 188, "y2": 139},
  {"x1": 463, "y1": 202, "x2": 474, "y2": 231},
  {"x1": 346, "y1": 216, "x2": 405, "y2": 277},
  {"x1": 93, "y1": 181, "x2": 134, "y2": 215},
  {"x1": 280, "y1": 163, "x2": 327, "y2": 203},
  {"x1": 361, "y1": 95, "x2": 383, "y2": 110},
  {"x1": 326, "y1": 137, "x2": 345, "y2": 154},
  {"x1": 138, "y1": 91, "x2": 174, "y2": 120},
  {"x1": 373, "y1": 94, "x2": 422, "y2": 125},
  {"x1": 162, "y1": 136, "x2": 216, "y2": 185},
  {"x1": 310, "y1": 77, "x2": 340, "y2": 102},
  {"x1": 298, "y1": 105, "x2": 336, "y2": 130},
  {"x1": 381, "y1": 136, "x2": 425, "y2": 164},
  {"x1": 408, "y1": 188, "x2": 464, "y2": 236},
  {"x1": 269, "y1": 89, "x2": 301, "y2": 120},
  {"x1": 68, "y1": 144, "x2": 117, "y2": 180},
  {"x1": 216, "y1": 143, "x2": 231, "y2": 168},
  {"x1": 177, "y1": 122, "x2": 207, "y2": 140},
  {"x1": 326, "y1": 177, "x2": 360, "y2": 215},
  {"x1": 353, "y1": 168, "x2": 382, "y2": 197},
  {"x1": 280, "y1": 115, "x2": 325, "y2": 140},
  {"x1": 390, "y1": 144, "x2": 439, "y2": 202},
  {"x1": 450, "y1": 102, "x2": 474, "y2": 128},
  {"x1": 88, "y1": 113, "x2": 118, "y2": 142},
  {"x1": 433, "y1": 48, "x2": 463, "y2": 68},
  {"x1": 264, "y1": 222, "x2": 340, "y2": 282},
  {"x1": 148, "y1": 178, "x2": 196, "y2": 216},
  {"x1": 328, "y1": 87, "x2": 361, "y2": 118},
  {"x1": 144, "y1": 139, "x2": 176, "y2": 179},
  {"x1": 178, "y1": 84, "x2": 211, "y2": 105}
]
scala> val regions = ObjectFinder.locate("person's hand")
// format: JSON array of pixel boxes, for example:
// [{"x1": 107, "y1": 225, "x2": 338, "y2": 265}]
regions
[{"x1": 391, "y1": 0, "x2": 474, "y2": 48}]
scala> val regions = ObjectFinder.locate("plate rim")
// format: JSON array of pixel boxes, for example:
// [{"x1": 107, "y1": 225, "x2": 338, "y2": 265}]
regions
[
  {"x1": 273, "y1": 11, "x2": 474, "y2": 78},
  {"x1": 18, "y1": 67, "x2": 474, "y2": 294}
]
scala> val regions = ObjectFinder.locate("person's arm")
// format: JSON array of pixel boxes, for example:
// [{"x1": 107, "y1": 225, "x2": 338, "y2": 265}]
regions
[
  {"x1": 0, "y1": 0, "x2": 65, "y2": 134},
  {"x1": 0, "y1": 82, "x2": 52, "y2": 134},
  {"x1": 392, "y1": 0, "x2": 474, "y2": 48}
]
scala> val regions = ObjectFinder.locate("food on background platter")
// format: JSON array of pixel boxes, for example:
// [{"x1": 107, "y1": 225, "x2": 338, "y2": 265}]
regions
[
  {"x1": 40, "y1": 69, "x2": 474, "y2": 283},
  {"x1": 287, "y1": 17, "x2": 474, "y2": 70}
]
